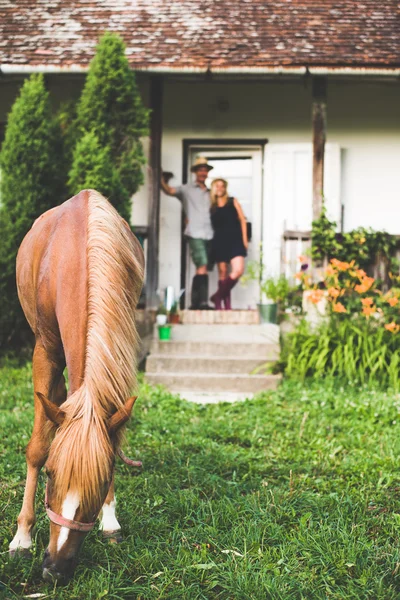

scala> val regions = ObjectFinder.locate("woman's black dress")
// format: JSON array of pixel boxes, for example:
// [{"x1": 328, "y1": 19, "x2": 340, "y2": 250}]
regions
[{"x1": 211, "y1": 197, "x2": 247, "y2": 263}]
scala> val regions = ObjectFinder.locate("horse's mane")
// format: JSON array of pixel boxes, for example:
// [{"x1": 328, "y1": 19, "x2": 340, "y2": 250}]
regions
[{"x1": 50, "y1": 190, "x2": 144, "y2": 512}]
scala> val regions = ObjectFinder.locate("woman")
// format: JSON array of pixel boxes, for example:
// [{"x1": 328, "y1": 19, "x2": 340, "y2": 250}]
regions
[{"x1": 209, "y1": 178, "x2": 248, "y2": 310}]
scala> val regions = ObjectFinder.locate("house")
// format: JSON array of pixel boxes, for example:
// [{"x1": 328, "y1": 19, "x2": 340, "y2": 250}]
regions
[{"x1": 1, "y1": 1, "x2": 399, "y2": 310}]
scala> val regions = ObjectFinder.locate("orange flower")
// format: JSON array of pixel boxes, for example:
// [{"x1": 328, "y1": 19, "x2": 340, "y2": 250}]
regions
[
  {"x1": 325, "y1": 265, "x2": 336, "y2": 277},
  {"x1": 362, "y1": 305, "x2": 376, "y2": 319},
  {"x1": 328, "y1": 287, "x2": 340, "y2": 299},
  {"x1": 385, "y1": 322, "x2": 400, "y2": 334},
  {"x1": 295, "y1": 271, "x2": 303, "y2": 280},
  {"x1": 333, "y1": 302, "x2": 347, "y2": 313},
  {"x1": 361, "y1": 297, "x2": 373, "y2": 307},
  {"x1": 355, "y1": 269, "x2": 367, "y2": 279},
  {"x1": 330, "y1": 259, "x2": 353, "y2": 271},
  {"x1": 355, "y1": 277, "x2": 374, "y2": 294},
  {"x1": 309, "y1": 289, "x2": 324, "y2": 304},
  {"x1": 387, "y1": 297, "x2": 399, "y2": 307},
  {"x1": 298, "y1": 255, "x2": 308, "y2": 264}
]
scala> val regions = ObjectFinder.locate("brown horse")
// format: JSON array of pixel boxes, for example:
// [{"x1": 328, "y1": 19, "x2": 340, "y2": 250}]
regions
[{"x1": 9, "y1": 190, "x2": 144, "y2": 582}]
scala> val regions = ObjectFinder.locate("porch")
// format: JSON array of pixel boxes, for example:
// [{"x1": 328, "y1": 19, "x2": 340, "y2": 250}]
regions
[{"x1": 135, "y1": 73, "x2": 400, "y2": 311}]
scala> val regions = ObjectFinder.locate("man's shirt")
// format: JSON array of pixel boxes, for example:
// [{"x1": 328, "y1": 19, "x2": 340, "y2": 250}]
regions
[{"x1": 174, "y1": 182, "x2": 213, "y2": 240}]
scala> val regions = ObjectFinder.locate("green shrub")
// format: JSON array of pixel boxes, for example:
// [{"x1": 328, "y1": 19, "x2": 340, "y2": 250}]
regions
[
  {"x1": 0, "y1": 74, "x2": 66, "y2": 351},
  {"x1": 68, "y1": 131, "x2": 129, "y2": 206},
  {"x1": 311, "y1": 205, "x2": 398, "y2": 273},
  {"x1": 283, "y1": 318, "x2": 400, "y2": 390},
  {"x1": 69, "y1": 32, "x2": 149, "y2": 221}
]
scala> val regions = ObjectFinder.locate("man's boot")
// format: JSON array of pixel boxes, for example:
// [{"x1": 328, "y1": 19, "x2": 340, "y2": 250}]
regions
[
  {"x1": 198, "y1": 274, "x2": 213, "y2": 310},
  {"x1": 189, "y1": 275, "x2": 201, "y2": 309}
]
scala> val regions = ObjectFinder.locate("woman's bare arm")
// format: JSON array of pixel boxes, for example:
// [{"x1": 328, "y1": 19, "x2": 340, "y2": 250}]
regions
[{"x1": 234, "y1": 198, "x2": 248, "y2": 249}]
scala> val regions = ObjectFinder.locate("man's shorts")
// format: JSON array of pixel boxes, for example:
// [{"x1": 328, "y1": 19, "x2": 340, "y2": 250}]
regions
[{"x1": 187, "y1": 237, "x2": 211, "y2": 269}]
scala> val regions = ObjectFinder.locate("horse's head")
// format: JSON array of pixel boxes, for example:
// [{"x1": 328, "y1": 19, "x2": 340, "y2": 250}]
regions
[{"x1": 36, "y1": 392, "x2": 136, "y2": 583}]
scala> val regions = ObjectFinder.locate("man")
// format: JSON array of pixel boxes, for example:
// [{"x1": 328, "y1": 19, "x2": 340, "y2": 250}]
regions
[{"x1": 160, "y1": 156, "x2": 214, "y2": 309}]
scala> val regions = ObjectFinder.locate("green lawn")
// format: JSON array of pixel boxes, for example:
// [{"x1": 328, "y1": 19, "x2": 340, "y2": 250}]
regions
[{"x1": 1, "y1": 364, "x2": 400, "y2": 599}]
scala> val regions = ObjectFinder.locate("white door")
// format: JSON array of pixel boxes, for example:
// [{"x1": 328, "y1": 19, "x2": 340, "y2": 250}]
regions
[
  {"x1": 262, "y1": 143, "x2": 341, "y2": 277},
  {"x1": 185, "y1": 146, "x2": 263, "y2": 309}
]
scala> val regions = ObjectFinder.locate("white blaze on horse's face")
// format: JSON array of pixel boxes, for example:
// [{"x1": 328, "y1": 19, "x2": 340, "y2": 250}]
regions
[{"x1": 57, "y1": 491, "x2": 80, "y2": 551}]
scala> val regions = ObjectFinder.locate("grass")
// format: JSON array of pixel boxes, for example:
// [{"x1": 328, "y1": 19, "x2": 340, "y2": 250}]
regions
[{"x1": 1, "y1": 364, "x2": 400, "y2": 598}]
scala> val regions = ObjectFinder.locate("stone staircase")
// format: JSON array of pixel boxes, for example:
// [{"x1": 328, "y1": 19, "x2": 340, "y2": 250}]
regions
[{"x1": 145, "y1": 314, "x2": 282, "y2": 403}]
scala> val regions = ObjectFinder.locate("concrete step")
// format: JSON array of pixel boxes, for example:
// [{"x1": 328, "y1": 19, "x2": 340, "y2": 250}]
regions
[
  {"x1": 155, "y1": 324, "x2": 280, "y2": 345},
  {"x1": 150, "y1": 341, "x2": 279, "y2": 358},
  {"x1": 180, "y1": 309, "x2": 260, "y2": 325},
  {"x1": 146, "y1": 354, "x2": 276, "y2": 374},
  {"x1": 145, "y1": 372, "x2": 282, "y2": 393}
]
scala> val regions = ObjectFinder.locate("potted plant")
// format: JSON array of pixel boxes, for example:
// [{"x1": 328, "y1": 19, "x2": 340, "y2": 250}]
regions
[
  {"x1": 168, "y1": 301, "x2": 180, "y2": 324},
  {"x1": 258, "y1": 275, "x2": 290, "y2": 324},
  {"x1": 243, "y1": 255, "x2": 290, "y2": 324},
  {"x1": 156, "y1": 304, "x2": 168, "y2": 326}
]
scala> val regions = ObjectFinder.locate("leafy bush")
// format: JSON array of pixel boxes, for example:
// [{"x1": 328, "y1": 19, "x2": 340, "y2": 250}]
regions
[
  {"x1": 68, "y1": 131, "x2": 129, "y2": 206},
  {"x1": 283, "y1": 318, "x2": 399, "y2": 389},
  {"x1": 285, "y1": 260, "x2": 400, "y2": 389},
  {"x1": 311, "y1": 205, "x2": 398, "y2": 273},
  {"x1": 0, "y1": 74, "x2": 66, "y2": 351},
  {"x1": 69, "y1": 32, "x2": 149, "y2": 221}
]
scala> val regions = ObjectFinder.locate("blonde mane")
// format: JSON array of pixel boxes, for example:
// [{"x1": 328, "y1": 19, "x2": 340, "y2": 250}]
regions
[{"x1": 50, "y1": 190, "x2": 144, "y2": 511}]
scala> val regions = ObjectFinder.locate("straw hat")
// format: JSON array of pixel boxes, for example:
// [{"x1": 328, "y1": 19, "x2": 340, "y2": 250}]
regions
[{"x1": 191, "y1": 156, "x2": 214, "y2": 173}]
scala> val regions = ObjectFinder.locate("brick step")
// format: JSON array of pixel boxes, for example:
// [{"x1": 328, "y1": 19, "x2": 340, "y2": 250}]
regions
[
  {"x1": 146, "y1": 354, "x2": 276, "y2": 374},
  {"x1": 150, "y1": 340, "x2": 279, "y2": 358},
  {"x1": 145, "y1": 372, "x2": 282, "y2": 393},
  {"x1": 180, "y1": 309, "x2": 260, "y2": 325}
]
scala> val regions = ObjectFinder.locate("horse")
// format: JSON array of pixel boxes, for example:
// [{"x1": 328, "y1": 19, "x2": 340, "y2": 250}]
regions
[{"x1": 9, "y1": 189, "x2": 144, "y2": 582}]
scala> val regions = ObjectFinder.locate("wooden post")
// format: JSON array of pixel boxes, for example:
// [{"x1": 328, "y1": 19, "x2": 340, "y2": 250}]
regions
[
  {"x1": 146, "y1": 75, "x2": 163, "y2": 309},
  {"x1": 312, "y1": 76, "x2": 327, "y2": 221}
]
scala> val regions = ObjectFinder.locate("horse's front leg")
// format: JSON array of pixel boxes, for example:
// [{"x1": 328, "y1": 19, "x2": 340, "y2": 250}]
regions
[
  {"x1": 100, "y1": 472, "x2": 123, "y2": 543},
  {"x1": 9, "y1": 342, "x2": 65, "y2": 556}
]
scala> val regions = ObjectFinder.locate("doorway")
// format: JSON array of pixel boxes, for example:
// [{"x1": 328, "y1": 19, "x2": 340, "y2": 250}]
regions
[{"x1": 182, "y1": 140, "x2": 267, "y2": 309}]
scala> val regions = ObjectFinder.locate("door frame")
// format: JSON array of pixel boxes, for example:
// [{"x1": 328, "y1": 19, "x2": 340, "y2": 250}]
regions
[{"x1": 180, "y1": 138, "x2": 268, "y2": 308}]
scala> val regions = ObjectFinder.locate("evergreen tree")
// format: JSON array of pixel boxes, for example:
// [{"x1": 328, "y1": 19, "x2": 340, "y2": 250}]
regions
[
  {"x1": 0, "y1": 74, "x2": 65, "y2": 350},
  {"x1": 69, "y1": 32, "x2": 149, "y2": 221}
]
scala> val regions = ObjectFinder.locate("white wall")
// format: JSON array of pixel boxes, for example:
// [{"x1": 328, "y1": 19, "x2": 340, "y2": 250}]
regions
[
  {"x1": 1, "y1": 75, "x2": 399, "y2": 300},
  {"x1": 160, "y1": 78, "x2": 400, "y2": 296}
]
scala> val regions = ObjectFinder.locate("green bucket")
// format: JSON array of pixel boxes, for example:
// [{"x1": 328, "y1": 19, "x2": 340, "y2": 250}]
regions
[
  {"x1": 158, "y1": 324, "x2": 172, "y2": 341},
  {"x1": 257, "y1": 303, "x2": 278, "y2": 324}
]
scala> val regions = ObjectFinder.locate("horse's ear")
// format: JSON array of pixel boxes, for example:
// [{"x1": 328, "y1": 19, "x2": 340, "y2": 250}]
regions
[
  {"x1": 35, "y1": 392, "x2": 65, "y2": 426},
  {"x1": 108, "y1": 396, "x2": 137, "y2": 435}
]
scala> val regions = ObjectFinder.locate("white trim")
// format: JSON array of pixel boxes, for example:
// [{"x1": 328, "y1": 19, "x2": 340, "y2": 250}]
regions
[{"x1": 2, "y1": 64, "x2": 399, "y2": 77}]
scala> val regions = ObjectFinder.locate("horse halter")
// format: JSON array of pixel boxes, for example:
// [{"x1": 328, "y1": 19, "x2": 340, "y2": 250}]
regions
[
  {"x1": 44, "y1": 482, "x2": 96, "y2": 532},
  {"x1": 44, "y1": 448, "x2": 141, "y2": 532}
]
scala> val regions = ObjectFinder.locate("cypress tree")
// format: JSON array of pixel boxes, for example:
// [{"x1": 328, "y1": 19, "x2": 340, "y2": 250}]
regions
[
  {"x1": 0, "y1": 73, "x2": 65, "y2": 350},
  {"x1": 69, "y1": 32, "x2": 149, "y2": 221}
]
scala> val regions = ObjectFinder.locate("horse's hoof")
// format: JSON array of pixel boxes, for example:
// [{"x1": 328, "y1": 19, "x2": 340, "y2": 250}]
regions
[{"x1": 102, "y1": 530, "x2": 123, "y2": 544}]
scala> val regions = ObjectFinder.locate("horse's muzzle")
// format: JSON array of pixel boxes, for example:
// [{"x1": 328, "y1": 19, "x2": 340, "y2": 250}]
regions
[{"x1": 42, "y1": 551, "x2": 76, "y2": 584}]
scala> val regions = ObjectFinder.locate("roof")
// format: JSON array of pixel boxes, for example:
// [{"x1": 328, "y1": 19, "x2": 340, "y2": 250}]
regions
[{"x1": 1, "y1": 0, "x2": 399, "y2": 74}]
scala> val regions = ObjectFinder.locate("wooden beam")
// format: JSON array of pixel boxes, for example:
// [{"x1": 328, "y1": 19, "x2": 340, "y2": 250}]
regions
[
  {"x1": 312, "y1": 76, "x2": 327, "y2": 221},
  {"x1": 145, "y1": 75, "x2": 163, "y2": 309}
]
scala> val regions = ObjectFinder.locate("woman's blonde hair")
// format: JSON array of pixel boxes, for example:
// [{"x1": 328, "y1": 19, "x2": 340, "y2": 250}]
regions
[{"x1": 210, "y1": 178, "x2": 228, "y2": 209}]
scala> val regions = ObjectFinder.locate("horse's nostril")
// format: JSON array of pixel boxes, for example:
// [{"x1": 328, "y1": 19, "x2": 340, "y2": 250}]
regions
[{"x1": 42, "y1": 566, "x2": 61, "y2": 583}]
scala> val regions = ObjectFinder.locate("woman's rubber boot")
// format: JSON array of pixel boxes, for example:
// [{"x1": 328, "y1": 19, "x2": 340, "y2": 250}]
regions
[
  {"x1": 223, "y1": 290, "x2": 231, "y2": 310},
  {"x1": 210, "y1": 280, "x2": 224, "y2": 310},
  {"x1": 189, "y1": 275, "x2": 201, "y2": 309},
  {"x1": 221, "y1": 277, "x2": 238, "y2": 310},
  {"x1": 198, "y1": 274, "x2": 213, "y2": 310}
]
